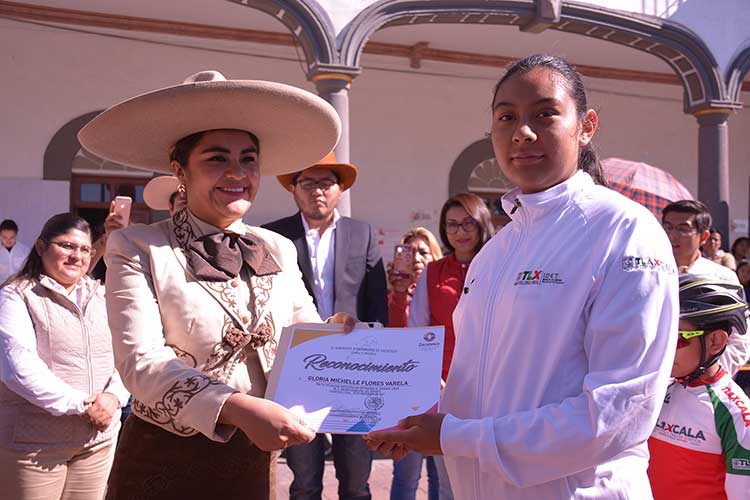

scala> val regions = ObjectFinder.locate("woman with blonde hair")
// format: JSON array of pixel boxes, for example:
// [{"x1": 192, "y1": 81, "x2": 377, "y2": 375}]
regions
[{"x1": 387, "y1": 227, "x2": 442, "y2": 328}]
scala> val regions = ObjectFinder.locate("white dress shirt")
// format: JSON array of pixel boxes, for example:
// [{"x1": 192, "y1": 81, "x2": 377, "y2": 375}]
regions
[
  {"x1": 0, "y1": 277, "x2": 130, "y2": 416},
  {"x1": 0, "y1": 241, "x2": 30, "y2": 283},
  {"x1": 300, "y1": 210, "x2": 340, "y2": 320}
]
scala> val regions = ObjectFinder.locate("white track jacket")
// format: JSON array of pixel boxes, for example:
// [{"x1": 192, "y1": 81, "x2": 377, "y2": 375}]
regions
[{"x1": 440, "y1": 171, "x2": 679, "y2": 499}]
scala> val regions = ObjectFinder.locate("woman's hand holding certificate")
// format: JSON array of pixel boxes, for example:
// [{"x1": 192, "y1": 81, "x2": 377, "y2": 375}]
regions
[{"x1": 266, "y1": 324, "x2": 444, "y2": 435}]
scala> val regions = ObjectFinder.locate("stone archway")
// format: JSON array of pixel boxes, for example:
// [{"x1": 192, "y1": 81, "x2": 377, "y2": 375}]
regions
[
  {"x1": 726, "y1": 45, "x2": 750, "y2": 104},
  {"x1": 223, "y1": 0, "x2": 338, "y2": 70},
  {"x1": 449, "y1": 138, "x2": 515, "y2": 227},
  {"x1": 339, "y1": 0, "x2": 729, "y2": 113},
  {"x1": 43, "y1": 111, "x2": 101, "y2": 181}
]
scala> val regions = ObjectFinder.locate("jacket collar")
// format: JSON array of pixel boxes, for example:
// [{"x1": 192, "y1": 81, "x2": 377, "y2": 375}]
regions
[
  {"x1": 172, "y1": 209, "x2": 280, "y2": 276},
  {"x1": 501, "y1": 170, "x2": 593, "y2": 222},
  {"x1": 37, "y1": 274, "x2": 99, "y2": 311}
]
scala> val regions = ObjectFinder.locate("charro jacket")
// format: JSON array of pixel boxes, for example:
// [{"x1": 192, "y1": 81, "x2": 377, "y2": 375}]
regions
[
  {"x1": 0, "y1": 275, "x2": 121, "y2": 451},
  {"x1": 104, "y1": 210, "x2": 320, "y2": 442}
]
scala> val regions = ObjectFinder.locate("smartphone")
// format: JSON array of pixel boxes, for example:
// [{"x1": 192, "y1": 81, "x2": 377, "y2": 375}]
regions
[
  {"x1": 392, "y1": 244, "x2": 414, "y2": 280},
  {"x1": 113, "y1": 196, "x2": 132, "y2": 226}
]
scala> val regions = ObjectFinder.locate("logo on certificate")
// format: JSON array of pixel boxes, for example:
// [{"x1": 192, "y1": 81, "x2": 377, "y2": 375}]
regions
[
  {"x1": 365, "y1": 395, "x2": 385, "y2": 410},
  {"x1": 423, "y1": 332, "x2": 436, "y2": 342}
]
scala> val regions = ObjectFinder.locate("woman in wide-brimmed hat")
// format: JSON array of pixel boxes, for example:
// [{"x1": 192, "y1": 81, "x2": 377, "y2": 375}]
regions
[{"x1": 78, "y1": 70, "x2": 352, "y2": 499}]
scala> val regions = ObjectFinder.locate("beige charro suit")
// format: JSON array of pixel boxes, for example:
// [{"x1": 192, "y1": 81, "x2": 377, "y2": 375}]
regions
[{"x1": 104, "y1": 209, "x2": 320, "y2": 442}]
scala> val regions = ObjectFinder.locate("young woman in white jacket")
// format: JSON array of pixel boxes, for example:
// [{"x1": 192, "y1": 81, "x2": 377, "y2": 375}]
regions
[{"x1": 367, "y1": 54, "x2": 679, "y2": 499}]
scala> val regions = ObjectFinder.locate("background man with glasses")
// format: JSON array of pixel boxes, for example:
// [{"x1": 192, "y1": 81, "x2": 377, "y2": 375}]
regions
[
  {"x1": 263, "y1": 152, "x2": 387, "y2": 500},
  {"x1": 662, "y1": 200, "x2": 747, "y2": 374}
]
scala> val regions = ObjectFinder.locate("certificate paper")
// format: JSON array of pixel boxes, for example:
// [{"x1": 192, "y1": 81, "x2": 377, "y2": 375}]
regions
[{"x1": 266, "y1": 324, "x2": 444, "y2": 434}]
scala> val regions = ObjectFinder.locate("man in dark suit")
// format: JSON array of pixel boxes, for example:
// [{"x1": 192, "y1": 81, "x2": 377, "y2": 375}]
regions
[{"x1": 263, "y1": 151, "x2": 388, "y2": 500}]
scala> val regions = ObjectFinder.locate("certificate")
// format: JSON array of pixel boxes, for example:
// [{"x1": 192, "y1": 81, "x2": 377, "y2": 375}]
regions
[{"x1": 265, "y1": 323, "x2": 444, "y2": 434}]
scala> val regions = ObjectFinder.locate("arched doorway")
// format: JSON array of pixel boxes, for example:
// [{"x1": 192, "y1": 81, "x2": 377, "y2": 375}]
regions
[
  {"x1": 449, "y1": 138, "x2": 515, "y2": 229},
  {"x1": 44, "y1": 112, "x2": 154, "y2": 238}
]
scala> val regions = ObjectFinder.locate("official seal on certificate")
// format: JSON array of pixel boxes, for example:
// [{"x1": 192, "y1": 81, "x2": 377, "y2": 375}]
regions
[{"x1": 266, "y1": 323, "x2": 444, "y2": 434}]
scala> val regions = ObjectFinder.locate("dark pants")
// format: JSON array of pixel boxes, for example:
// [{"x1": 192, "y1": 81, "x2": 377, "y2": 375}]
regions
[{"x1": 286, "y1": 433, "x2": 372, "y2": 500}]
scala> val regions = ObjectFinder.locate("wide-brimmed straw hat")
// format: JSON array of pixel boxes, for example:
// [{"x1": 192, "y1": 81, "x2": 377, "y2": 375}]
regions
[
  {"x1": 78, "y1": 71, "x2": 341, "y2": 176},
  {"x1": 276, "y1": 151, "x2": 358, "y2": 192},
  {"x1": 143, "y1": 175, "x2": 180, "y2": 211}
]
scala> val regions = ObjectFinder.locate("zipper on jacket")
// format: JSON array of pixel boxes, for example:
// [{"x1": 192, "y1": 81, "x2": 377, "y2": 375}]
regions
[
  {"x1": 78, "y1": 307, "x2": 96, "y2": 440},
  {"x1": 472, "y1": 202, "x2": 526, "y2": 497}
]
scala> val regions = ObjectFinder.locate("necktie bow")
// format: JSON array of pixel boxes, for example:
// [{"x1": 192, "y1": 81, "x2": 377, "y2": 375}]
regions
[{"x1": 187, "y1": 232, "x2": 278, "y2": 281}]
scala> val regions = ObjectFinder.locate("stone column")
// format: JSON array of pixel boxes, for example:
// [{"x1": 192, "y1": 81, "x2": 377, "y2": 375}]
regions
[
  {"x1": 311, "y1": 68, "x2": 359, "y2": 217},
  {"x1": 695, "y1": 109, "x2": 732, "y2": 248}
]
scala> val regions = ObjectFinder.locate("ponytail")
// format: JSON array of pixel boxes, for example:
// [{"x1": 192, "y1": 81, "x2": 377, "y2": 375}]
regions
[{"x1": 579, "y1": 144, "x2": 608, "y2": 187}]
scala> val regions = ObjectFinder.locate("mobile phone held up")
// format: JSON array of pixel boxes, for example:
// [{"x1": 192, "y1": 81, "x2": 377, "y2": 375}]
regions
[
  {"x1": 392, "y1": 244, "x2": 414, "y2": 280},
  {"x1": 113, "y1": 196, "x2": 132, "y2": 226}
]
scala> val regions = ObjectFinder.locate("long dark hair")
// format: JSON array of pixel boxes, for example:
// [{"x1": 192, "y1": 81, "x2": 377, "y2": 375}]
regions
[
  {"x1": 492, "y1": 54, "x2": 608, "y2": 187},
  {"x1": 5, "y1": 213, "x2": 91, "y2": 287},
  {"x1": 439, "y1": 192, "x2": 495, "y2": 256}
]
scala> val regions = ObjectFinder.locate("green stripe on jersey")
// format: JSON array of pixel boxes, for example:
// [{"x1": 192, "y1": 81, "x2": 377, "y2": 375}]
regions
[{"x1": 708, "y1": 385, "x2": 750, "y2": 475}]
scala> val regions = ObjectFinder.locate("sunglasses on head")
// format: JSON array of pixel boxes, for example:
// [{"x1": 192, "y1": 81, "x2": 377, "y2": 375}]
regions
[{"x1": 676, "y1": 330, "x2": 704, "y2": 348}]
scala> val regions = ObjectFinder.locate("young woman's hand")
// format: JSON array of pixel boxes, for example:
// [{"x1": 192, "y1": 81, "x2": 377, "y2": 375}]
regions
[
  {"x1": 218, "y1": 393, "x2": 316, "y2": 451},
  {"x1": 84, "y1": 392, "x2": 120, "y2": 431},
  {"x1": 364, "y1": 412, "x2": 446, "y2": 458}
]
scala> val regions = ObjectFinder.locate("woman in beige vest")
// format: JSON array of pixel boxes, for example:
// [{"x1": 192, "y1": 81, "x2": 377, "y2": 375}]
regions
[
  {"x1": 77, "y1": 70, "x2": 352, "y2": 499},
  {"x1": 0, "y1": 213, "x2": 130, "y2": 500}
]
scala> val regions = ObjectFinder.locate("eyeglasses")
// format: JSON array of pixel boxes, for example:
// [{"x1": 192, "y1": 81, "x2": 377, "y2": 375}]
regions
[
  {"x1": 445, "y1": 219, "x2": 479, "y2": 234},
  {"x1": 676, "y1": 329, "x2": 704, "y2": 348},
  {"x1": 662, "y1": 222, "x2": 697, "y2": 236},
  {"x1": 47, "y1": 240, "x2": 95, "y2": 257},
  {"x1": 296, "y1": 178, "x2": 338, "y2": 192}
]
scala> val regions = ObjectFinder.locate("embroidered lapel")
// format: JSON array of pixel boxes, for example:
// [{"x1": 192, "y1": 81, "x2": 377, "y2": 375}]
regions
[
  {"x1": 168, "y1": 210, "x2": 281, "y2": 381},
  {"x1": 167, "y1": 209, "x2": 245, "y2": 327}
]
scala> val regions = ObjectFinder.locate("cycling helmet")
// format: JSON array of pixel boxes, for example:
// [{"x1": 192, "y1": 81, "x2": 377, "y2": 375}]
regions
[
  {"x1": 676, "y1": 274, "x2": 749, "y2": 385},
  {"x1": 679, "y1": 274, "x2": 748, "y2": 336}
]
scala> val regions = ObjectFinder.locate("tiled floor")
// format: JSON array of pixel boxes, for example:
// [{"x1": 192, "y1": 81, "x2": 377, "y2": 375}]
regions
[{"x1": 276, "y1": 457, "x2": 430, "y2": 500}]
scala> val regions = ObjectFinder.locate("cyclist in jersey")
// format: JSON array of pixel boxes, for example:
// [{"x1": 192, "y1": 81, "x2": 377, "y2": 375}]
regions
[{"x1": 648, "y1": 274, "x2": 750, "y2": 500}]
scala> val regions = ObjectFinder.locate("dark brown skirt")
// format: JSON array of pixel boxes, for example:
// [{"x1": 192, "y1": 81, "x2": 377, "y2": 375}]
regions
[{"x1": 106, "y1": 415, "x2": 276, "y2": 500}]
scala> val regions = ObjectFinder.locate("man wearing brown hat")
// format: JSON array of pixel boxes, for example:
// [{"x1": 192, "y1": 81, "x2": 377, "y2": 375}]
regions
[{"x1": 263, "y1": 152, "x2": 387, "y2": 500}]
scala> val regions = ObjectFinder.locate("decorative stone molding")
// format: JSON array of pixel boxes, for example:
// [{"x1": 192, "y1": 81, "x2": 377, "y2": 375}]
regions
[
  {"x1": 224, "y1": 0, "x2": 337, "y2": 68},
  {"x1": 726, "y1": 45, "x2": 750, "y2": 104},
  {"x1": 339, "y1": 0, "x2": 731, "y2": 113}
]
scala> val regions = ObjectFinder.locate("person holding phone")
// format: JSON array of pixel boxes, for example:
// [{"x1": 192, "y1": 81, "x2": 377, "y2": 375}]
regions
[
  {"x1": 87, "y1": 197, "x2": 132, "y2": 279},
  {"x1": 394, "y1": 193, "x2": 494, "y2": 500},
  {"x1": 365, "y1": 54, "x2": 678, "y2": 499},
  {"x1": 77, "y1": 70, "x2": 355, "y2": 499},
  {"x1": 387, "y1": 228, "x2": 442, "y2": 329},
  {"x1": 387, "y1": 227, "x2": 442, "y2": 500}
]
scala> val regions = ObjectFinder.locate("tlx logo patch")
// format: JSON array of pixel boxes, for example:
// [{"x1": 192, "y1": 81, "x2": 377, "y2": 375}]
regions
[
  {"x1": 514, "y1": 270, "x2": 564, "y2": 286},
  {"x1": 622, "y1": 256, "x2": 675, "y2": 274}
]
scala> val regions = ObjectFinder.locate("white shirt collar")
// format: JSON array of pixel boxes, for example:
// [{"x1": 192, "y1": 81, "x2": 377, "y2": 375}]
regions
[{"x1": 300, "y1": 209, "x2": 341, "y2": 236}]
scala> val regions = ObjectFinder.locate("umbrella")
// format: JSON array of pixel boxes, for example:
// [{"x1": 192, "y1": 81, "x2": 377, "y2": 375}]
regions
[{"x1": 601, "y1": 157, "x2": 693, "y2": 218}]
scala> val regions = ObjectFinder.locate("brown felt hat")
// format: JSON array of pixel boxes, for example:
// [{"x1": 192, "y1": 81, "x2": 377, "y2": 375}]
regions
[
  {"x1": 276, "y1": 151, "x2": 358, "y2": 192},
  {"x1": 78, "y1": 71, "x2": 341, "y2": 176}
]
